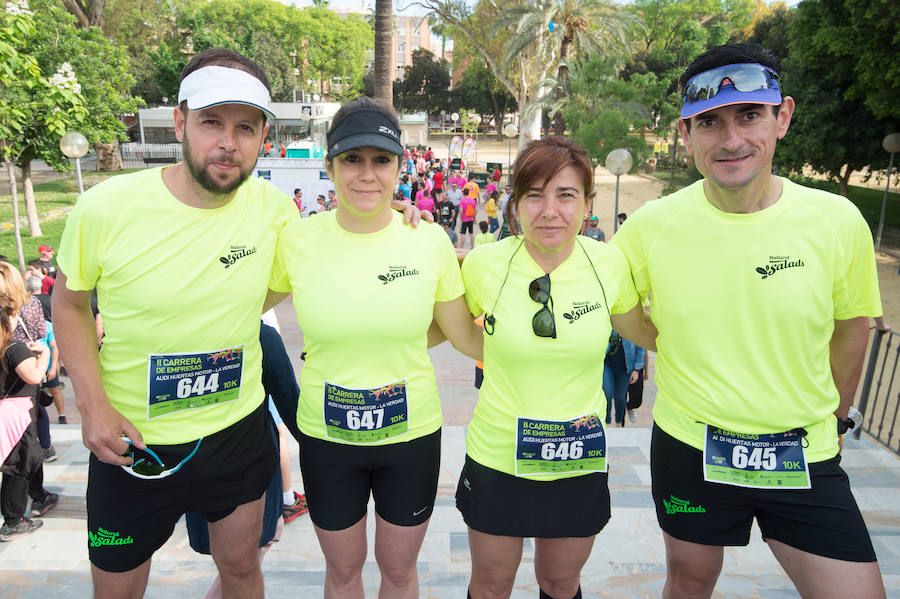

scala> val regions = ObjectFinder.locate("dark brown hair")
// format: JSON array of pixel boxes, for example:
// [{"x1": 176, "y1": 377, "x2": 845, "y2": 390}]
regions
[{"x1": 505, "y1": 136, "x2": 595, "y2": 235}]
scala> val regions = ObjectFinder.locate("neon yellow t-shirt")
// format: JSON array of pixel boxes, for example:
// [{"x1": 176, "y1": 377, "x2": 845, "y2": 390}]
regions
[
  {"x1": 271, "y1": 211, "x2": 464, "y2": 445},
  {"x1": 462, "y1": 236, "x2": 639, "y2": 479},
  {"x1": 57, "y1": 167, "x2": 296, "y2": 444},
  {"x1": 611, "y1": 178, "x2": 882, "y2": 462},
  {"x1": 474, "y1": 232, "x2": 495, "y2": 247}
]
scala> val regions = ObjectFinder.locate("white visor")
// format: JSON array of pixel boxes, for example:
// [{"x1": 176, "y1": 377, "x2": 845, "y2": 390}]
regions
[{"x1": 177, "y1": 65, "x2": 275, "y2": 121}]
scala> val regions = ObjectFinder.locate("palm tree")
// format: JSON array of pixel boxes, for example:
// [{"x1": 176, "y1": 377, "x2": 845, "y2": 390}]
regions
[
  {"x1": 374, "y1": 0, "x2": 394, "y2": 107},
  {"x1": 496, "y1": 0, "x2": 638, "y2": 134}
]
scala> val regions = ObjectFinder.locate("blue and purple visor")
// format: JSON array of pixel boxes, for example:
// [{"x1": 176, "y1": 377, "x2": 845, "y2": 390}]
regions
[{"x1": 681, "y1": 63, "x2": 782, "y2": 119}]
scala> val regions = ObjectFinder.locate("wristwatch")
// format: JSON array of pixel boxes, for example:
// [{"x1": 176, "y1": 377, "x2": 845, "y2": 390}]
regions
[{"x1": 836, "y1": 417, "x2": 856, "y2": 435}]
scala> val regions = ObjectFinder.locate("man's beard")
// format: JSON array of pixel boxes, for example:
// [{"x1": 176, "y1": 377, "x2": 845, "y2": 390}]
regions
[{"x1": 182, "y1": 132, "x2": 254, "y2": 195}]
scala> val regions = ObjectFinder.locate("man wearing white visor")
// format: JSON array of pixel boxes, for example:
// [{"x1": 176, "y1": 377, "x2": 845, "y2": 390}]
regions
[
  {"x1": 612, "y1": 43, "x2": 885, "y2": 598},
  {"x1": 53, "y1": 48, "x2": 294, "y2": 598}
]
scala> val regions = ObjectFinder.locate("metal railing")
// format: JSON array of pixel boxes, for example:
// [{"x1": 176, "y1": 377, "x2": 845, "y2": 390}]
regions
[
  {"x1": 119, "y1": 143, "x2": 182, "y2": 169},
  {"x1": 854, "y1": 324, "x2": 900, "y2": 453}
]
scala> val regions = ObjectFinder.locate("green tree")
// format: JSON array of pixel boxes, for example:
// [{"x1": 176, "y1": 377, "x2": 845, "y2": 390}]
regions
[
  {"x1": 394, "y1": 49, "x2": 450, "y2": 114},
  {"x1": 415, "y1": 0, "x2": 554, "y2": 146},
  {"x1": 495, "y1": 0, "x2": 639, "y2": 134},
  {"x1": 1, "y1": 1, "x2": 85, "y2": 267},
  {"x1": 453, "y1": 59, "x2": 518, "y2": 136},
  {"x1": 840, "y1": 0, "x2": 898, "y2": 121},
  {"x1": 621, "y1": 0, "x2": 755, "y2": 182},
  {"x1": 18, "y1": 0, "x2": 138, "y2": 234},
  {"x1": 560, "y1": 58, "x2": 651, "y2": 168},
  {"x1": 732, "y1": 1, "x2": 793, "y2": 61},
  {"x1": 776, "y1": 0, "x2": 894, "y2": 197}
]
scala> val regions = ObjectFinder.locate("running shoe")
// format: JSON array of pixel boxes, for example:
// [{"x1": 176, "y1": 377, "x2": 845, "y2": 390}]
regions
[
  {"x1": 31, "y1": 492, "x2": 59, "y2": 517},
  {"x1": 283, "y1": 492, "x2": 308, "y2": 523},
  {"x1": 43, "y1": 447, "x2": 58, "y2": 462},
  {"x1": 628, "y1": 409, "x2": 637, "y2": 423},
  {"x1": 58, "y1": 415, "x2": 68, "y2": 425},
  {"x1": 0, "y1": 518, "x2": 43, "y2": 542}
]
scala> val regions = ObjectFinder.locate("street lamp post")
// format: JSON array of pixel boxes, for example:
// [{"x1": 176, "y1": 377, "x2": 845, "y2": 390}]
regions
[
  {"x1": 449, "y1": 112, "x2": 459, "y2": 159},
  {"x1": 876, "y1": 133, "x2": 900, "y2": 253},
  {"x1": 605, "y1": 149, "x2": 633, "y2": 234},
  {"x1": 59, "y1": 131, "x2": 89, "y2": 194},
  {"x1": 503, "y1": 123, "x2": 518, "y2": 184},
  {"x1": 470, "y1": 113, "x2": 481, "y2": 163},
  {"x1": 875, "y1": 133, "x2": 900, "y2": 252}
]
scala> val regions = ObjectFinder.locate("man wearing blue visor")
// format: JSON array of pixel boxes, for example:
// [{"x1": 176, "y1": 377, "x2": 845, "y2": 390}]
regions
[{"x1": 613, "y1": 43, "x2": 885, "y2": 598}]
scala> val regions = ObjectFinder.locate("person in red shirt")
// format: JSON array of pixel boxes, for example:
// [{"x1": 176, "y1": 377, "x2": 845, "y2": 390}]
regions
[
  {"x1": 26, "y1": 260, "x2": 53, "y2": 295},
  {"x1": 432, "y1": 169, "x2": 444, "y2": 192}
]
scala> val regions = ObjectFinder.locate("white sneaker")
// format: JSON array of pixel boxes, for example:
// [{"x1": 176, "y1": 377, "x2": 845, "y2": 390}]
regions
[{"x1": 627, "y1": 409, "x2": 637, "y2": 423}]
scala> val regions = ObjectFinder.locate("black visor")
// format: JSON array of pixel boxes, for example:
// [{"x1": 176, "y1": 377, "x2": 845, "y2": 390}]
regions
[{"x1": 327, "y1": 108, "x2": 403, "y2": 157}]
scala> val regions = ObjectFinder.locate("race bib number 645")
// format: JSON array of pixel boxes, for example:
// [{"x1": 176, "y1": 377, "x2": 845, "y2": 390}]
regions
[{"x1": 703, "y1": 425, "x2": 810, "y2": 489}]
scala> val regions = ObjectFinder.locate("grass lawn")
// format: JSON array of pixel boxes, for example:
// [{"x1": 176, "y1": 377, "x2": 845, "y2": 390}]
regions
[
  {"x1": 0, "y1": 170, "x2": 130, "y2": 263},
  {"x1": 651, "y1": 171, "x2": 900, "y2": 229}
]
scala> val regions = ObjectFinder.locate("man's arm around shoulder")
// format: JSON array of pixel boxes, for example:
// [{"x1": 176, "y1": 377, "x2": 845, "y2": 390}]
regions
[{"x1": 53, "y1": 271, "x2": 144, "y2": 464}]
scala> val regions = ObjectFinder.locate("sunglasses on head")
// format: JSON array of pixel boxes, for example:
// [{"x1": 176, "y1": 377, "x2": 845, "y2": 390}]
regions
[
  {"x1": 120, "y1": 438, "x2": 202, "y2": 480},
  {"x1": 683, "y1": 63, "x2": 779, "y2": 104}
]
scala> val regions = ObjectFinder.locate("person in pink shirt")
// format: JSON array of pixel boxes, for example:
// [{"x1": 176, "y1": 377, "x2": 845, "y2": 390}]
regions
[
  {"x1": 458, "y1": 193, "x2": 478, "y2": 249},
  {"x1": 416, "y1": 191, "x2": 436, "y2": 219}
]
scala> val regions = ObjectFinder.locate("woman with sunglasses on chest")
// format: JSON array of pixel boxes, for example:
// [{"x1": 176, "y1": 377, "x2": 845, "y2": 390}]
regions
[
  {"x1": 456, "y1": 137, "x2": 657, "y2": 599},
  {"x1": 269, "y1": 96, "x2": 482, "y2": 598}
]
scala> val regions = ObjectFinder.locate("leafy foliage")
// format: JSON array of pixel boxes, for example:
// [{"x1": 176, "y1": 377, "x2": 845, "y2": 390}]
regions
[
  {"x1": 560, "y1": 58, "x2": 652, "y2": 168},
  {"x1": 394, "y1": 49, "x2": 451, "y2": 114},
  {"x1": 776, "y1": 0, "x2": 894, "y2": 195}
]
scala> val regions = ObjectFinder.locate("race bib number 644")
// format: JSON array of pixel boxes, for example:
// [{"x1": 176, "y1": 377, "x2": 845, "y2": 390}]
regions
[{"x1": 147, "y1": 346, "x2": 244, "y2": 419}]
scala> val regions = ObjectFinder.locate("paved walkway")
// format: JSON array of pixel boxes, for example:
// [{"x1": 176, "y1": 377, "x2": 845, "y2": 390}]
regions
[{"x1": 1, "y1": 302, "x2": 899, "y2": 598}]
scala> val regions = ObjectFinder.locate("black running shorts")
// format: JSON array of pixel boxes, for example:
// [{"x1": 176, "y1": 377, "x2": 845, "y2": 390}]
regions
[
  {"x1": 460, "y1": 220, "x2": 474, "y2": 234},
  {"x1": 299, "y1": 428, "x2": 440, "y2": 531},
  {"x1": 651, "y1": 423, "x2": 876, "y2": 562},
  {"x1": 455, "y1": 455, "x2": 611, "y2": 538},
  {"x1": 87, "y1": 402, "x2": 277, "y2": 572}
]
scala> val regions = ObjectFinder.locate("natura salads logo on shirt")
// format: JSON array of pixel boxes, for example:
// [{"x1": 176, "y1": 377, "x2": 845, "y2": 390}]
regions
[
  {"x1": 219, "y1": 245, "x2": 257, "y2": 269},
  {"x1": 755, "y1": 255, "x2": 804, "y2": 280},
  {"x1": 378, "y1": 266, "x2": 420, "y2": 285}
]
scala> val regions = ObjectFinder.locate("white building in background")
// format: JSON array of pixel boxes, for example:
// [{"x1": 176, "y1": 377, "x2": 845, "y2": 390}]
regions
[{"x1": 134, "y1": 103, "x2": 340, "y2": 145}]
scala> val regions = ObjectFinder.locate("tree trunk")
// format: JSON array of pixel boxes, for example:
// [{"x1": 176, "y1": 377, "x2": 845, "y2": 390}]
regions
[
  {"x1": 19, "y1": 161, "x2": 42, "y2": 237},
  {"x1": 488, "y1": 85, "x2": 503, "y2": 140},
  {"x1": 519, "y1": 103, "x2": 542, "y2": 147},
  {"x1": 374, "y1": 0, "x2": 393, "y2": 108},
  {"x1": 61, "y1": 0, "x2": 105, "y2": 29},
  {"x1": 5, "y1": 162, "x2": 26, "y2": 273},
  {"x1": 553, "y1": 34, "x2": 573, "y2": 135},
  {"x1": 669, "y1": 126, "x2": 678, "y2": 188},
  {"x1": 95, "y1": 141, "x2": 124, "y2": 172},
  {"x1": 838, "y1": 164, "x2": 853, "y2": 198}
]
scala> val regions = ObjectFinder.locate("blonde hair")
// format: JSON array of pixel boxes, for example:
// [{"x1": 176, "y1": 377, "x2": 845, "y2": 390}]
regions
[{"x1": 0, "y1": 262, "x2": 29, "y2": 312}]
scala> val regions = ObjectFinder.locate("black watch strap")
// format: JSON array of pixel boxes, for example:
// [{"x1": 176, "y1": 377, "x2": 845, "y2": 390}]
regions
[{"x1": 837, "y1": 417, "x2": 856, "y2": 435}]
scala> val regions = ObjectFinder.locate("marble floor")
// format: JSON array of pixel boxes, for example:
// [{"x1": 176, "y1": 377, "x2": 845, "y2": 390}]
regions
[{"x1": 2, "y1": 304, "x2": 898, "y2": 598}]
